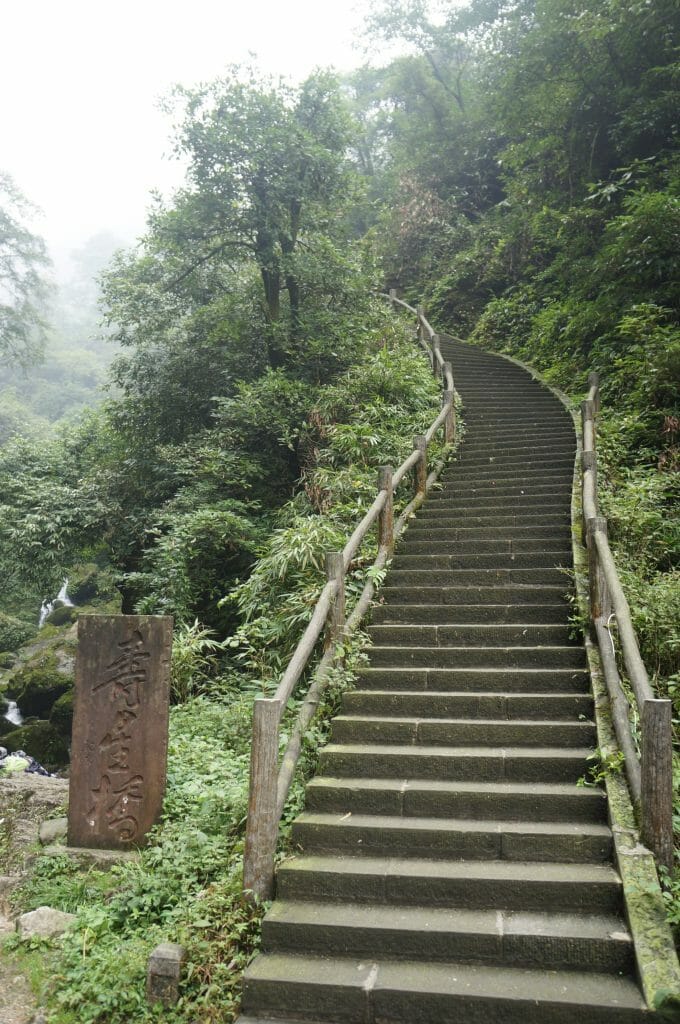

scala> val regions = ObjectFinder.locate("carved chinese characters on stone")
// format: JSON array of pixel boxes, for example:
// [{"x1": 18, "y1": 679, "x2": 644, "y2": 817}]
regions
[{"x1": 68, "y1": 616, "x2": 172, "y2": 850}]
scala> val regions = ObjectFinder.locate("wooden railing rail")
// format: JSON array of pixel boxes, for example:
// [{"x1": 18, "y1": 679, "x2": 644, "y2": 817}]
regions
[
  {"x1": 243, "y1": 292, "x2": 457, "y2": 899},
  {"x1": 581, "y1": 378, "x2": 673, "y2": 872}
]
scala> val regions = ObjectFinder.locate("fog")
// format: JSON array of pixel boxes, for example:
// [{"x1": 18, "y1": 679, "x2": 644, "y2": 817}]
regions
[{"x1": 1, "y1": 0, "x2": 368, "y2": 276}]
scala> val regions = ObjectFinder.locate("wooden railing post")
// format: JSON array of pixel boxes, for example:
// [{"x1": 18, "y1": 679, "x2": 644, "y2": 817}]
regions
[
  {"x1": 432, "y1": 333, "x2": 442, "y2": 379},
  {"x1": 582, "y1": 450, "x2": 598, "y2": 541},
  {"x1": 389, "y1": 287, "x2": 397, "y2": 303},
  {"x1": 442, "y1": 389, "x2": 455, "y2": 444},
  {"x1": 325, "y1": 551, "x2": 345, "y2": 650},
  {"x1": 641, "y1": 698, "x2": 674, "y2": 873},
  {"x1": 243, "y1": 697, "x2": 282, "y2": 901},
  {"x1": 413, "y1": 435, "x2": 427, "y2": 496},
  {"x1": 378, "y1": 466, "x2": 394, "y2": 553},
  {"x1": 581, "y1": 399, "x2": 596, "y2": 452},
  {"x1": 586, "y1": 517, "x2": 609, "y2": 626},
  {"x1": 588, "y1": 371, "x2": 600, "y2": 414}
]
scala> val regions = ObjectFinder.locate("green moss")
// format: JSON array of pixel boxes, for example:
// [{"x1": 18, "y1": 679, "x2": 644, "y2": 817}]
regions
[
  {"x1": 5, "y1": 654, "x2": 73, "y2": 718},
  {"x1": 45, "y1": 603, "x2": 77, "y2": 627},
  {"x1": 2, "y1": 720, "x2": 69, "y2": 770},
  {"x1": 0, "y1": 612, "x2": 36, "y2": 653},
  {"x1": 49, "y1": 688, "x2": 74, "y2": 737},
  {"x1": 68, "y1": 563, "x2": 120, "y2": 605}
]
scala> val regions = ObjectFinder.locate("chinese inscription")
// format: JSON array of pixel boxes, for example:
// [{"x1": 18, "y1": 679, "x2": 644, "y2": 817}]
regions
[{"x1": 68, "y1": 616, "x2": 172, "y2": 850}]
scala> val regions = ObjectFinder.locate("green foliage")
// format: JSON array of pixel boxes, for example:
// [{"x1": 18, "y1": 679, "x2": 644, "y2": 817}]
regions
[
  {"x1": 170, "y1": 622, "x2": 230, "y2": 703},
  {"x1": 0, "y1": 610, "x2": 35, "y2": 652}
]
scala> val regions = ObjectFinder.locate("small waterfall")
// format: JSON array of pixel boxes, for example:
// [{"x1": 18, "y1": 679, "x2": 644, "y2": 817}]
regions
[
  {"x1": 3, "y1": 700, "x2": 23, "y2": 727},
  {"x1": 39, "y1": 578, "x2": 74, "y2": 628}
]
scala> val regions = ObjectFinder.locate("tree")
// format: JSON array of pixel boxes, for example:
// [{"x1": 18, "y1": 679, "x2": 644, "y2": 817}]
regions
[{"x1": 0, "y1": 173, "x2": 51, "y2": 367}]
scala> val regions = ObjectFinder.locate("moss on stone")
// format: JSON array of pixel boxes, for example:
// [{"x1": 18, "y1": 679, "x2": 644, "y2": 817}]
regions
[
  {"x1": 0, "y1": 612, "x2": 36, "y2": 654},
  {"x1": 49, "y1": 688, "x2": 74, "y2": 737},
  {"x1": 5, "y1": 654, "x2": 73, "y2": 719},
  {"x1": 2, "y1": 720, "x2": 69, "y2": 770}
]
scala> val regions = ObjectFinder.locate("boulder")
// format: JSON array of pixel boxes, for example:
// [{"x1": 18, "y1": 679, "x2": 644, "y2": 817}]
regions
[
  {"x1": 0, "y1": 612, "x2": 36, "y2": 654},
  {"x1": 3, "y1": 722, "x2": 69, "y2": 771},
  {"x1": 45, "y1": 604, "x2": 76, "y2": 628},
  {"x1": 5, "y1": 654, "x2": 73, "y2": 718},
  {"x1": 16, "y1": 906, "x2": 76, "y2": 939},
  {"x1": 49, "y1": 689, "x2": 74, "y2": 737},
  {"x1": 39, "y1": 817, "x2": 68, "y2": 846}
]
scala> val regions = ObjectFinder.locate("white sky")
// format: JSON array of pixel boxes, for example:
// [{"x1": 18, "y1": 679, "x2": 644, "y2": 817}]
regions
[{"x1": 1, "y1": 0, "x2": 371, "y2": 273}]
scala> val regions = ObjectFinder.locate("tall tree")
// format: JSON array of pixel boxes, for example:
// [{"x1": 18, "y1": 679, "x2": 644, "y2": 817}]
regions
[{"x1": 0, "y1": 173, "x2": 51, "y2": 367}]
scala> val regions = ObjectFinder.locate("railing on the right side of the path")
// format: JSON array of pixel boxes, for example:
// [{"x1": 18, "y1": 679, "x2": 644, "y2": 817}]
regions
[{"x1": 581, "y1": 378, "x2": 674, "y2": 872}]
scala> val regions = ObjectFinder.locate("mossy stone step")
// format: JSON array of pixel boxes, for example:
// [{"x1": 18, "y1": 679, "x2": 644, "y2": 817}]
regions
[
  {"x1": 262, "y1": 901, "x2": 633, "y2": 972},
  {"x1": 276, "y1": 855, "x2": 624, "y2": 913},
  {"x1": 368, "y1": 644, "x2": 586, "y2": 669},
  {"x1": 330, "y1": 715, "x2": 596, "y2": 748},
  {"x1": 371, "y1": 603, "x2": 572, "y2": 624},
  {"x1": 355, "y1": 667, "x2": 590, "y2": 693},
  {"x1": 342, "y1": 689, "x2": 593, "y2": 720},
  {"x1": 368, "y1": 624, "x2": 575, "y2": 647},
  {"x1": 305, "y1": 777, "x2": 606, "y2": 823},
  {"x1": 318, "y1": 743, "x2": 593, "y2": 783},
  {"x1": 242, "y1": 954, "x2": 646, "y2": 1022}
]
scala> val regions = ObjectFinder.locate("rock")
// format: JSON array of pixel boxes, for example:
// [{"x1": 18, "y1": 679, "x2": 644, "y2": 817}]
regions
[
  {"x1": 5, "y1": 654, "x2": 73, "y2": 718},
  {"x1": 16, "y1": 906, "x2": 76, "y2": 939},
  {"x1": 147, "y1": 942, "x2": 186, "y2": 1007},
  {"x1": 39, "y1": 817, "x2": 68, "y2": 846},
  {"x1": 68, "y1": 563, "x2": 119, "y2": 605},
  {"x1": 49, "y1": 690, "x2": 73, "y2": 737},
  {"x1": 38, "y1": 845, "x2": 140, "y2": 869},
  {"x1": 45, "y1": 605, "x2": 76, "y2": 628},
  {"x1": 3, "y1": 722, "x2": 69, "y2": 771},
  {"x1": 0, "y1": 912, "x2": 14, "y2": 936}
]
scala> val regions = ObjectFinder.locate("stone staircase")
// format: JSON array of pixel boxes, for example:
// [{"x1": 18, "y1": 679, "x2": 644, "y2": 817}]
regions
[{"x1": 238, "y1": 340, "x2": 648, "y2": 1022}]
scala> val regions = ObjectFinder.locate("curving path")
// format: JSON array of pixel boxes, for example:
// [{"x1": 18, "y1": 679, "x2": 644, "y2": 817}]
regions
[{"x1": 238, "y1": 339, "x2": 647, "y2": 1023}]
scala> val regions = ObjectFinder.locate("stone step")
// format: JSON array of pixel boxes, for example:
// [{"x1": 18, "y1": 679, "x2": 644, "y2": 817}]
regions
[
  {"x1": 368, "y1": 646, "x2": 586, "y2": 669},
  {"x1": 458, "y1": 439, "x2": 574, "y2": 455},
  {"x1": 424, "y1": 495, "x2": 572, "y2": 512},
  {"x1": 407, "y1": 513, "x2": 571, "y2": 530},
  {"x1": 318, "y1": 743, "x2": 593, "y2": 783},
  {"x1": 276, "y1": 856, "x2": 624, "y2": 913},
  {"x1": 342, "y1": 690, "x2": 593, "y2": 721},
  {"x1": 262, "y1": 902, "x2": 632, "y2": 973},
  {"x1": 390, "y1": 552, "x2": 572, "y2": 571},
  {"x1": 292, "y1": 812, "x2": 612, "y2": 862},
  {"x1": 367, "y1": 623, "x2": 575, "y2": 646},
  {"x1": 442, "y1": 463, "x2": 575, "y2": 481},
  {"x1": 330, "y1": 716, "x2": 596, "y2": 748},
  {"x1": 371, "y1": 603, "x2": 571, "y2": 624},
  {"x1": 396, "y1": 538, "x2": 572, "y2": 555},
  {"x1": 306, "y1": 777, "x2": 606, "y2": 823},
  {"x1": 400, "y1": 526, "x2": 571, "y2": 543},
  {"x1": 242, "y1": 953, "x2": 646, "y2": 1023},
  {"x1": 386, "y1": 568, "x2": 571, "y2": 587},
  {"x1": 428, "y1": 479, "x2": 573, "y2": 497},
  {"x1": 378, "y1": 584, "x2": 570, "y2": 605},
  {"x1": 355, "y1": 667, "x2": 590, "y2": 693}
]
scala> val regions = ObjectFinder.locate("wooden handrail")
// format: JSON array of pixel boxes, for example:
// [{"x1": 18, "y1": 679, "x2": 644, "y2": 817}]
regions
[
  {"x1": 580, "y1": 379, "x2": 673, "y2": 872},
  {"x1": 243, "y1": 291, "x2": 458, "y2": 899}
]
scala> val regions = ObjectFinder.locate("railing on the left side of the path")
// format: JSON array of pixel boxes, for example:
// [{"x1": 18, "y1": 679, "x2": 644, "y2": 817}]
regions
[
  {"x1": 581, "y1": 377, "x2": 674, "y2": 873},
  {"x1": 242, "y1": 293, "x2": 457, "y2": 901}
]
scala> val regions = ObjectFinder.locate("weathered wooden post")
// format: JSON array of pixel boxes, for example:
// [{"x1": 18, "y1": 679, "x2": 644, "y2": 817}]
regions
[
  {"x1": 389, "y1": 287, "x2": 397, "y2": 303},
  {"x1": 641, "y1": 698, "x2": 674, "y2": 873},
  {"x1": 582, "y1": 450, "x2": 598, "y2": 541},
  {"x1": 588, "y1": 371, "x2": 600, "y2": 414},
  {"x1": 243, "y1": 697, "x2": 282, "y2": 900},
  {"x1": 378, "y1": 466, "x2": 394, "y2": 553},
  {"x1": 585, "y1": 517, "x2": 609, "y2": 628},
  {"x1": 443, "y1": 361, "x2": 455, "y2": 444},
  {"x1": 68, "y1": 615, "x2": 172, "y2": 851},
  {"x1": 432, "y1": 333, "x2": 442, "y2": 379},
  {"x1": 413, "y1": 435, "x2": 427, "y2": 496},
  {"x1": 581, "y1": 399, "x2": 596, "y2": 452},
  {"x1": 325, "y1": 552, "x2": 346, "y2": 651}
]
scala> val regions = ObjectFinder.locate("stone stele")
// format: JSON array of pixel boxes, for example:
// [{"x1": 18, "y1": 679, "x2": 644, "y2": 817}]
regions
[{"x1": 67, "y1": 615, "x2": 172, "y2": 850}]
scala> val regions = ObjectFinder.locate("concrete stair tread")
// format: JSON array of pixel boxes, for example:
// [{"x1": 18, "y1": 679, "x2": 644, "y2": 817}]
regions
[
  {"x1": 322, "y1": 742, "x2": 593, "y2": 759},
  {"x1": 295, "y1": 811, "x2": 611, "y2": 837},
  {"x1": 265, "y1": 900, "x2": 631, "y2": 944},
  {"x1": 307, "y1": 778, "x2": 602, "y2": 799},
  {"x1": 243, "y1": 954, "x2": 646, "y2": 1017}
]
